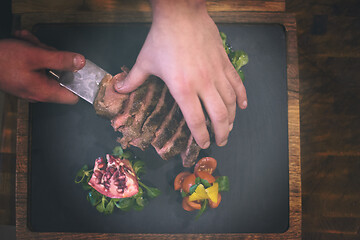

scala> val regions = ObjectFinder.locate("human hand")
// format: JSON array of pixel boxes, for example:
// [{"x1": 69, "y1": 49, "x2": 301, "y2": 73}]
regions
[
  {"x1": 113, "y1": 0, "x2": 247, "y2": 148},
  {"x1": 0, "y1": 30, "x2": 85, "y2": 104}
]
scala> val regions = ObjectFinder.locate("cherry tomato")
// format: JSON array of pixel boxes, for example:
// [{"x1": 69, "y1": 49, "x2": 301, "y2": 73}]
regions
[
  {"x1": 182, "y1": 197, "x2": 195, "y2": 211},
  {"x1": 183, "y1": 196, "x2": 201, "y2": 211},
  {"x1": 194, "y1": 157, "x2": 217, "y2": 174},
  {"x1": 195, "y1": 171, "x2": 215, "y2": 184},
  {"x1": 174, "y1": 172, "x2": 191, "y2": 190},
  {"x1": 181, "y1": 173, "x2": 196, "y2": 193},
  {"x1": 208, "y1": 193, "x2": 222, "y2": 208}
]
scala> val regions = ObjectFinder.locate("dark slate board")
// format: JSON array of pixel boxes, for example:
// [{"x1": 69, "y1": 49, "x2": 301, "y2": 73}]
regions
[{"x1": 29, "y1": 23, "x2": 288, "y2": 233}]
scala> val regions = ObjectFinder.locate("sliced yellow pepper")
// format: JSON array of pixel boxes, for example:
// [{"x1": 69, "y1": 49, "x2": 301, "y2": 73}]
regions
[
  {"x1": 189, "y1": 182, "x2": 219, "y2": 203},
  {"x1": 189, "y1": 184, "x2": 208, "y2": 202},
  {"x1": 205, "y1": 182, "x2": 219, "y2": 203}
]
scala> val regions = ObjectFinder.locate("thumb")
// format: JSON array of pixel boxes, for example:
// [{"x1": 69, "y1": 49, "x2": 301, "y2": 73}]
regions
[{"x1": 114, "y1": 62, "x2": 149, "y2": 93}]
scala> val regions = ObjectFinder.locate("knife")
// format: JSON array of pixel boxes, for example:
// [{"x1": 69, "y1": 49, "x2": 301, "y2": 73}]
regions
[{"x1": 47, "y1": 59, "x2": 109, "y2": 104}]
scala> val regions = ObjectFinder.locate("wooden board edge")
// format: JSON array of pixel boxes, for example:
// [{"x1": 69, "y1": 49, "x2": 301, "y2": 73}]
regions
[{"x1": 15, "y1": 12, "x2": 301, "y2": 239}]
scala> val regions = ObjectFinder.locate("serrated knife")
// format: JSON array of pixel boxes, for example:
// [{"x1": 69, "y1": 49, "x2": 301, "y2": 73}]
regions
[{"x1": 48, "y1": 59, "x2": 109, "y2": 104}]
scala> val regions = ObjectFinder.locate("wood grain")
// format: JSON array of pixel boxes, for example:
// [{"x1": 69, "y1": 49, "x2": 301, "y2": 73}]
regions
[
  {"x1": 12, "y1": 0, "x2": 286, "y2": 14},
  {"x1": 15, "y1": 12, "x2": 301, "y2": 239}
]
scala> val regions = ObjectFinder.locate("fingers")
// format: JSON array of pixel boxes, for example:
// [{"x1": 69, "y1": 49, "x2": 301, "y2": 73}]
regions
[
  {"x1": 114, "y1": 61, "x2": 149, "y2": 93},
  {"x1": 24, "y1": 73, "x2": 79, "y2": 104},
  {"x1": 32, "y1": 47, "x2": 85, "y2": 72},
  {"x1": 226, "y1": 65, "x2": 248, "y2": 109},
  {"x1": 199, "y1": 84, "x2": 230, "y2": 147},
  {"x1": 170, "y1": 84, "x2": 210, "y2": 149}
]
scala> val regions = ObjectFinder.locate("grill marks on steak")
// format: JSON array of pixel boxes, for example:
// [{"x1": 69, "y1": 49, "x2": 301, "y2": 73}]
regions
[
  {"x1": 95, "y1": 68, "x2": 203, "y2": 167},
  {"x1": 151, "y1": 102, "x2": 183, "y2": 150},
  {"x1": 130, "y1": 85, "x2": 174, "y2": 150},
  {"x1": 116, "y1": 77, "x2": 164, "y2": 149},
  {"x1": 157, "y1": 119, "x2": 191, "y2": 160}
]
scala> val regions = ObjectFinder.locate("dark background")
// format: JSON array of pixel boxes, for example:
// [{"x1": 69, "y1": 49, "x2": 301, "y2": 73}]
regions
[{"x1": 1, "y1": 0, "x2": 360, "y2": 239}]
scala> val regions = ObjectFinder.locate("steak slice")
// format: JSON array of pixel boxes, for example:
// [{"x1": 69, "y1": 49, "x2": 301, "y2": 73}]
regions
[
  {"x1": 181, "y1": 135, "x2": 201, "y2": 167},
  {"x1": 117, "y1": 77, "x2": 164, "y2": 148},
  {"x1": 130, "y1": 85, "x2": 174, "y2": 150},
  {"x1": 93, "y1": 72, "x2": 129, "y2": 119},
  {"x1": 151, "y1": 102, "x2": 183, "y2": 150},
  {"x1": 111, "y1": 79, "x2": 151, "y2": 147},
  {"x1": 156, "y1": 118, "x2": 191, "y2": 160}
]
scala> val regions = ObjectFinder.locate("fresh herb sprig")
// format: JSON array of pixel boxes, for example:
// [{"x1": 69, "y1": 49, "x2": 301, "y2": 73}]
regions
[
  {"x1": 220, "y1": 32, "x2": 249, "y2": 81},
  {"x1": 75, "y1": 146, "x2": 161, "y2": 215}
]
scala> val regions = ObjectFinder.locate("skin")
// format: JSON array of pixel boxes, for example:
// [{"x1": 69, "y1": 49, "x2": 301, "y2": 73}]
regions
[
  {"x1": 113, "y1": 0, "x2": 248, "y2": 149},
  {"x1": 0, "y1": 30, "x2": 85, "y2": 104}
]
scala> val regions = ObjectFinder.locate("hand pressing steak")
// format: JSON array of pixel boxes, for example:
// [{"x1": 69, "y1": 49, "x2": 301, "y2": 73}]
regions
[{"x1": 93, "y1": 68, "x2": 203, "y2": 167}]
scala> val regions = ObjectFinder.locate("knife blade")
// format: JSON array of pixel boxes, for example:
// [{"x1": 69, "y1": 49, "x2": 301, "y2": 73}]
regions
[{"x1": 48, "y1": 59, "x2": 109, "y2": 104}]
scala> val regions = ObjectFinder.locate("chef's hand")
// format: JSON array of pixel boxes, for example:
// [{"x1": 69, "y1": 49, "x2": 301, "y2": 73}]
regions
[
  {"x1": 114, "y1": 0, "x2": 247, "y2": 149},
  {"x1": 0, "y1": 30, "x2": 85, "y2": 104}
]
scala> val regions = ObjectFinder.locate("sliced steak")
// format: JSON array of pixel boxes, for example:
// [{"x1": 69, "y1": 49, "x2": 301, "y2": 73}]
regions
[
  {"x1": 111, "y1": 80, "x2": 151, "y2": 148},
  {"x1": 93, "y1": 72, "x2": 129, "y2": 119},
  {"x1": 117, "y1": 77, "x2": 164, "y2": 148},
  {"x1": 130, "y1": 85, "x2": 174, "y2": 150},
  {"x1": 181, "y1": 135, "x2": 201, "y2": 167},
  {"x1": 156, "y1": 118, "x2": 191, "y2": 160},
  {"x1": 151, "y1": 102, "x2": 183, "y2": 150}
]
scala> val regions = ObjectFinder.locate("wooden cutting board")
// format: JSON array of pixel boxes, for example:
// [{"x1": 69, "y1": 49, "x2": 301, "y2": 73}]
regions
[{"x1": 15, "y1": 8, "x2": 300, "y2": 240}]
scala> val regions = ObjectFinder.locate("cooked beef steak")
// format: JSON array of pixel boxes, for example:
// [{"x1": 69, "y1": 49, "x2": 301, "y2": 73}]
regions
[
  {"x1": 117, "y1": 77, "x2": 164, "y2": 148},
  {"x1": 94, "y1": 67, "x2": 203, "y2": 167},
  {"x1": 93, "y1": 73, "x2": 129, "y2": 119},
  {"x1": 181, "y1": 135, "x2": 201, "y2": 167},
  {"x1": 130, "y1": 85, "x2": 174, "y2": 150},
  {"x1": 151, "y1": 102, "x2": 183, "y2": 150},
  {"x1": 156, "y1": 118, "x2": 191, "y2": 160}
]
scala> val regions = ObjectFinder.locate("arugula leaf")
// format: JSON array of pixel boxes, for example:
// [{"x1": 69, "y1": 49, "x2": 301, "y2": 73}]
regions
[{"x1": 215, "y1": 176, "x2": 230, "y2": 192}]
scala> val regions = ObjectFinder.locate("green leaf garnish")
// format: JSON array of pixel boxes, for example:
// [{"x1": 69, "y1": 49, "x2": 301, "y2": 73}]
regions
[
  {"x1": 114, "y1": 198, "x2": 134, "y2": 211},
  {"x1": 215, "y1": 176, "x2": 230, "y2": 192},
  {"x1": 189, "y1": 184, "x2": 199, "y2": 195},
  {"x1": 112, "y1": 146, "x2": 123, "y2": 157},
  {"x1": 104, "y1": 199, "x2": 115, "y2": 215},
  {"x1": 195, "y1": 177, "x2": 201, "y2": 185},
  {"x1": 196, "y1": 199, "x2": 208, "y2": 220},
  {"x1": 133, "y1": 160, "x2": 146, "y2": 176},
  {"x1": 200, "y1": 178, "x2": 211, "y2": 188}
]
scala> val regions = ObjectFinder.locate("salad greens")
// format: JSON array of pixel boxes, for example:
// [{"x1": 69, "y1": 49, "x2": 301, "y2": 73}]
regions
[
  {"x1": 75, "y1": 146, "x2": 161, "y2": 215},
  {"x1": 220, "y1": 32, "x2": 249, "y2": 81}
]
